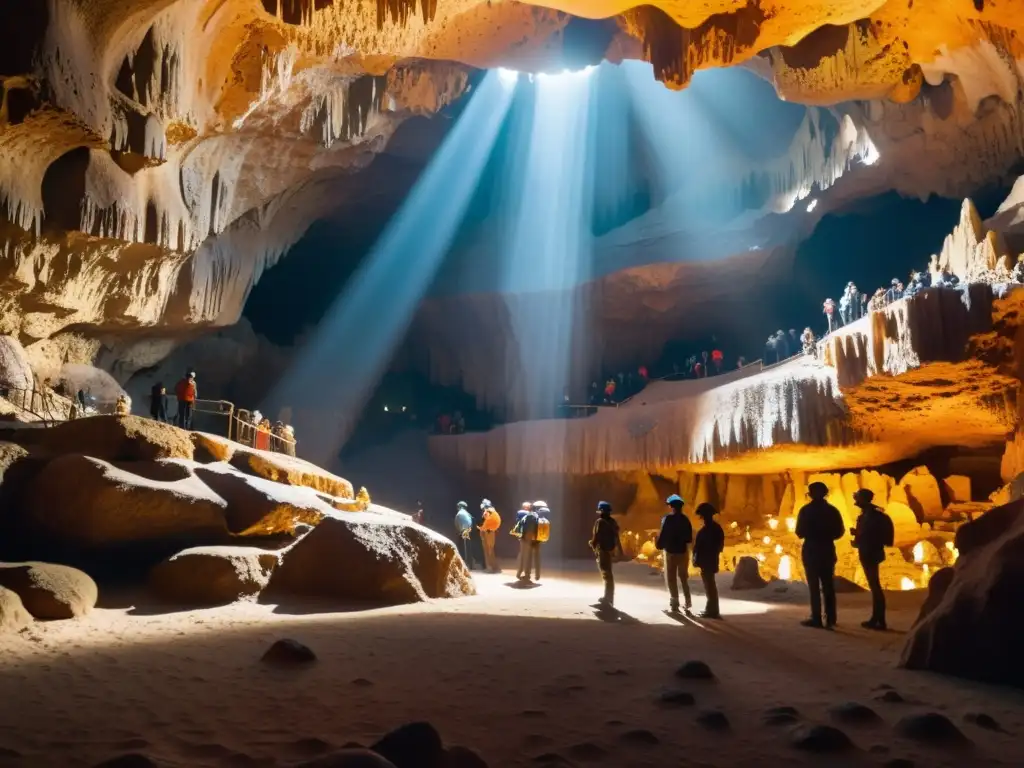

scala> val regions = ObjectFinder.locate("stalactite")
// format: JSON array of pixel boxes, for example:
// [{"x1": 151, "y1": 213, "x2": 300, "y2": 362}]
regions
[
  {"x1": 376, "y1": 0, "x2": 437, "y2": 30},
  {"x1": 300, "y1": 74, "x2": 385, "y2": 148}
]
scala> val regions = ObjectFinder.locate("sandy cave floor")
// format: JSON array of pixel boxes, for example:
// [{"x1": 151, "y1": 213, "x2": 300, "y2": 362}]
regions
[{"x1": 1, "y1": 562, "x2": 1023, "y2": 768}]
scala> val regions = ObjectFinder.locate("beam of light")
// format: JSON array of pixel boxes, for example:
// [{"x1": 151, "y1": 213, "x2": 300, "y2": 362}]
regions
[
  {"x1": 806, "y1": 198, "x2": 818, "y2": 212},
  {"x1": 498, "y1": 68, "x2": 519, "y2": 86},
  {"x1": 266, "y1": 70, "x2": 515, "y2": 463}
]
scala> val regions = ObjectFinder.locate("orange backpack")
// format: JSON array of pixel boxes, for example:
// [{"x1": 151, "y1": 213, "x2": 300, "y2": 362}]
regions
[{"x1": 481, "y1": 507, "x2": 501, "y2": 532}]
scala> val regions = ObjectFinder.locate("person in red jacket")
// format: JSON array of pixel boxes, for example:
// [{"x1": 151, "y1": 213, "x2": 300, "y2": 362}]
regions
[
  {"x1": 711, "y1": 349, "x2": 723, "y2": 374},
  {"x1": 174, "y1": 370, "x2": 197, "y2": 430}
]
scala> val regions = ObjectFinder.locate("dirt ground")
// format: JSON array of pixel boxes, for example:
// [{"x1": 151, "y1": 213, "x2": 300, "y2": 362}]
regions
[{"x1": 1, "y1": 560, "x2": 1022, "y2": 767}]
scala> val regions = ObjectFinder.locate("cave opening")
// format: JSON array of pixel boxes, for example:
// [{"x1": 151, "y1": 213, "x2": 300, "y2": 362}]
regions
[{"x1": 41, "y1": 146, "x2": 90, "y2": 235}]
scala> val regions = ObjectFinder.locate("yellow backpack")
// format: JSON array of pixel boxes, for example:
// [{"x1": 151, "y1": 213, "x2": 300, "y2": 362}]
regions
[{"x1": 536, "y1": 516, "x2": 551, "y2": 543}]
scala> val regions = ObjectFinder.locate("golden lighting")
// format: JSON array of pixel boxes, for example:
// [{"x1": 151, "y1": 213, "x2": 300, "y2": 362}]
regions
[
  {"x1": 762, "y1": 535, "x2": 772, "y2": 545},
  {"x1": 922, "y1": 563, "x2": 930, "y2": 577},
  {"x1": 757, "y1": 553, "x2": 766, "y2": 562},
  {"x1": 774, "y1": 544, "x2": 783, "y2": 555},
  {"x1": 768, "y1": 518, "x2": 779, "y2": 531},
  {"x1": 785, "y1": 516, "x2": 797, "y2": 533},
  {"x1": 778, "y1": 554, "x2": 792, "y2": 580},
  {"x1": 745, "y1": 530, "x2": 751, "y2": 541},
  {"x1": 945, "y1": 541, "x2": 959, "y2": 563},
  {"x1": 912, "y1": 541, "x2": 925, "y2": 563},
  {"x1": 730, "y1": 521, "x2": 739, "y2": 529},
  {"x1": 900, "y1": 576, "x2": 916, "y2": 591}
]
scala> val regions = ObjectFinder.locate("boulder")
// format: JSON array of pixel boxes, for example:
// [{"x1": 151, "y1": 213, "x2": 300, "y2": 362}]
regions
[
  {"x1": 942, "y1": 475, "x2": 971, "y2": 504},
  {"x1": 1, "y1": 415, "x2": 193, "y2": 462},
  {"x1": 883, "y1": 501, "x2": 922, "y2": 547},
  {"x1": 192, "y1": 462, "x2": 332, "y2": 534},
  {"x1": 262, "y1": 638, "x2": 317, "y2": 665},
  {"x1": 900, "y1": 498, "x2": 1024, "y2": 687},
  {"x1": 22, "y1": 454, "x2": 228, "y2": 549},
  {"x1": 0, "y1": 562, "x2": 97, "y2": 618},
  {"x1": 0, "y1": 585, "x2": 32, "y2": 632},
  {"x1": 0, "y1": 335, "x2": 33, "y2": 390},
  {"x1": 149, "y1": 546, "x2": 279, "y2": 606},
  {"x1": 899, "y1": 466, "x2": 944, "y2": 521},
  {"x1": 0, "y1": 441, "x2": 28, "y2": 482},
  {"x1": 268, "y1": 513, "x2": 474, "y2": 605},
  {"x1": 192, "y1": 432, "x2": 235, "y2": 463},
  {"x1": 730, "y1": 556, "x2": 767, "y2": 590},
  {"x1": 230, "y1": 447, "x2": 353, "y2": 499}
]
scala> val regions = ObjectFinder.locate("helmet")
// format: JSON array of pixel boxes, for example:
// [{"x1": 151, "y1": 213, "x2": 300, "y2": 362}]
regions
[
  {"x1": 532, "y1": 500, "x2": 548, "y2": 510},
  {"x1": 665, "y1": 494, "x2": 684, "y2": 507},
  {"x1": 597, "y1": 501, "x2": 612, "y2": 513},
  {"x1": 457, "y1": 501, "x2": 468, "y2": 509},
  {"x1": 853, "y1": 488, "x2": 874, "y2": 503},
  {"x1": 481, "y1": 498, "x2": 492, "y2": 508},
  {"x1": 695, "y1": 503, "x2": 718, "y2": 518},
  {"x1": 521, "y1": 501, "x2": 532, "y2": 510}
]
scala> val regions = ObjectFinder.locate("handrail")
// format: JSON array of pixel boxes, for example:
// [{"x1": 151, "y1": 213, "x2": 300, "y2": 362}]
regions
[{"x1": 232, "y1": 408, "x2": 297, "y2": 456}]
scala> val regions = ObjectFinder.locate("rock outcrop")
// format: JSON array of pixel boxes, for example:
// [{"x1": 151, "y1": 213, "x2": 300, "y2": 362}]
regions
[
  {"x1": 1, "y1": 415, "x2": 194, "y2": 462},
  {"x1": 0, "y1": 586, "x2": 32, "y2": 632},
  {"x1": 149, "y1": 546, "x2": 279, "y2": 606},
  {"x1": 0, "y1": 335, "x2": 33, "y2": 390},
  {"x1": 0, "y1": 562, "x2": 98, "y2": 619},
  {"x1": 269, "y1": 513, "x2": 474, "y2": 605},
  {"x1": 901, "y1": 498, "x2": 1024, "y2": 687}
]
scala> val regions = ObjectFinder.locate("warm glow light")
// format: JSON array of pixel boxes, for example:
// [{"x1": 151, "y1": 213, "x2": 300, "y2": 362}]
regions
[
  {"x1": 730, "y1": 522, "x2": 739, "y2": 529},
  {"x1": 778, "y1": 554, "x2": 792, "y2": 580},
  {"x1": 900, "y1": 577, "x2": 916, "y2": 591},
  {"x1": 785, "y1": 517, "x2": 796, "y2": 533},
  {"x1": 762, "y1": 535, "x2": 772, "y2": 545},
  {"x1": 744, "y1": 530, "x2": 751, "y2": 541},
  {"x1": 806, "y1": 199, "x2": 818, "y2": 212},
  {"x1": 774, "y1": 544, "x2": 783, "y2": 555},
  {"x1": 912, "y1": 541, "x2": 925, "y2": 563},
  {"x1": 757, "y1": 553, "x2": 766, "y2": 562},
  {"x1": 767, "y1": 518, "x2": 779, "y2": 531}
]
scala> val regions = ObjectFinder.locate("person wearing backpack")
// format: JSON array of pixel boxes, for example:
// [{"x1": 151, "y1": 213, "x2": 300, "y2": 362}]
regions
[
  {"x1": 512, "y1": 501, "x2": 532, "y2": 579},
  {"x1": 479, "y1": 498, "x2": 502, "y2": 573},
  {"x1": 590, "y1": 501, "x2": 623, "y2": 607},
  {"x1": 521, "y1": 502, "x2": 549, "y2": 583},
  {"x1": 851, "y1": 489, "x2": 895, "y2": 630},
  {"x1": 692, "y1": 503, "x2": 725, "y2": 619},
  {"x1": 454, "y1": 501, "x2": 474, "y2": 567},
  {"x1": 657, "y1": 494, "x2": 693, "y2": 613}
]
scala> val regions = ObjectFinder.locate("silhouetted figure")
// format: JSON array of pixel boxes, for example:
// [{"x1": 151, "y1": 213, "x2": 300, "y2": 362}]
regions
[
  {"x1": 174, "y1": 370, "x2": 197, "y2": 430},
  {"x1": 775, "y1": 329, "x2": 790, "y2": 359},
  {"x1": 519, "y1": 502, "x2": 547, "y2": 583},
  {"x1": 149, "y1": 383, "x2": 168, "y2": 422},
  {"x1": 765, "y1": 335, "x2": 778, "y2": 364},
  {"x1": 589, "y1": 381, "x2": 600, "y2": 405},
  {"x1": 884, "y1": 278, "x2": 902, "y2": 304},
  {"x1": 822, "y1": 298, "x2": 837, "y2": 333},
  {"x1": 701, "y1": 351, "x2": 709, "y2": 377},
  {"x1": 851, "y1": 489, "x2": 895, "y2": 630},
  {"x1": 692, "y1": 502, "x2": 724, "y2": 618},
  {"x1": 711, "y1": 349, "x2": 723, "y2": 374},
  {"x1": 590, "y1": 501, "x2": 622, "y2": 607},
  {"x1": 479, "y1": 498, "x2": 501, "y2": 573},
  {"x1": 800, "y1": 327, "x2": 816, "y2": 356},
  {"x1": 796, "y1": 481, "x2": 845, "y2": 628},
  {"x1": 454, "y1": 501, "x2": 474, "y2": 567},
  {"x1": 512, "y1": 501, "x2": 532, "y2": 579},
  {"x1": 77, "y1": 389, "x2": 86, "y2": 411},
  {"x1": 657, "y1": 494, "x2": 693, "y2": 612}
]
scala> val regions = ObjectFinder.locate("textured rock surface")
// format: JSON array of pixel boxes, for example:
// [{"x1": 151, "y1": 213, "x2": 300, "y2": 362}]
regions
[
  {"x1": 149, "y1": 545, "x2": 279, "y2": 606},
  {"x1": 0, "y1": 562, "x2": 98, "y2": 619},
  {"x1": 269, "y1": 513, "x2": 474, "y2": 604},
  {"x1": 0, "y1": 335, "x2": 33, "y2": 389},
  {"x1": 0, "y1": 415, "x2": 194, "y2": 462},
  {"x1": 0, "y1": 585, "x2": 32, "y2": 632}
]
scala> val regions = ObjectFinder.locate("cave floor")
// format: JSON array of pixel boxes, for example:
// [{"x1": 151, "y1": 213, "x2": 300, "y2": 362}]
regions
[{"x1": 1, "y1": 562, "x2": 1022, "y2": 768}]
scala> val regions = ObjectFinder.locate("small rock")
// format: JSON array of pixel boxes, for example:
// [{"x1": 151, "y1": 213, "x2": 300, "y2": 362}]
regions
[
  {"x1": 91, "y1": 756, "x2": 159, "y2": 768},
  {"x1": 790, "y1": 724, "x2": 855, "y2": 753},
  {"x1": 619, "y1": 729, "x2": 659, "y2": 746},
  {"x1": 261, "y1": 639, "x2": 317, "y2": 665},
  {"x1": 876, "y1": 690, "x2": 905, "y2": 704},
  {"x1": 763, "y1": 706, "x2": 800, "y2": 726},
  {"x1": 675, "y1": 660, "x2": 714, "y2": 680},
  {"x1": 829, "y1": 701, "x2": 881, "y2": 724},
  {"x1": 894, "y1": 713, "x2": 970, "y2": 746},
  {"x1": 658, "y1": 689, "x2": 696, "y2": 707},
  {"x1": 444, "y1": 746, "x2": 488, "y2": 768},
  {"x1": 964, "y1": 712, "x2": 1003, "y2": 732},
  {"x1": 371, "y1": 722, "x2": 444, "y2": 768},
  {"x1": 731, "y1": 556, "x2": 767, "y2": 590},
  {"x1": 696, "y1": 710, "x2": 730, "y2": 731}
]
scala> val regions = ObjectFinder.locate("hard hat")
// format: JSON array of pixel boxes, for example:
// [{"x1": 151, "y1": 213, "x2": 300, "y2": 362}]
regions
[
  {"x1": 665, "y1": 494, "x2": 684, "y2": 506},
  {"x1": 457, "y1": 500, "x2": 468, "y2": 509},
  {"x1": 597, "y1": 501, "x2": 612, "y2": 513},
  {"x1": 481, "y1": 498, "x2": 492, "y2": 508}
]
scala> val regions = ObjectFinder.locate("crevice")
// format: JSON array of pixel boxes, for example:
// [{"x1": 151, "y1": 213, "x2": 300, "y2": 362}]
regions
[{"x1": 41, "y1": 147, "x2": 90, "y2": 235}]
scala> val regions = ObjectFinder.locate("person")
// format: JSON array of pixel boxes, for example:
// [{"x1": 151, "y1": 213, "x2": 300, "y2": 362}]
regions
[
  {"x1": 454, "y1": 501, "x2": 474, "y2": 566},
  {"x1": 839, "y1": 287, "x2": 852, "y2": 327},
  {"x1": 795, "y1": 481, "x2": 846, "y2": 628},
  {"x1": 412, "y1": 500, "x2": 425, "y2": 526},
  {"x1": 590, "y1": 501, "x2": 623, "y2": 607},
  {"x1": 700, "y1": 351, "x2": 709, "y2": 377},
  {"x1": 512, "y1": 501, "x2": 533, "y2": 579},
  {"x1": 149, "y1": 382, "x2": 168, "y2": 422},
  {"x1": 764, "y1": 335, "x2": 778, "y2": 364},
  {"x1": 479, "y1": 498, "x2": 501, "y2": 573},
  {"x1": 604, "y1": 378, "x2": 616, "y2": 403},
  {"x1": 736, "y1": 356, "x2": 746, "y2": 368},
  {"x1": 656, "y1": 494, "x2": 693, "y2": 612},
  {"x1": 174, "y1": 370, "x2": 197, "y2": 430},
  {"x1": 638, "y1": 365, "x2": 648, "y2": 382},
  {"x1": 788, "y1": 328, "x2": 799, "y2": 353},
  {"x1": 851, "y1": 489, "x2": 895, "y2": 630},
  {"x1": 1012, "y1": 257, "x2": 1024, "y2": 284},
  {"x1": 281, "y1": 424, "x2": 297, "y2": 457},
  {"x1": 692, "y1": 359, "x2": 703, "y2": 379},
  {"x1": 115, "y1": 394, "x2": 130, "y2": 416},
  {"x1": 774, "y1": 329, "x2": 790, "y2": 359},
  {"x1": 437, "y1": 412, "x2": 451, "y2": 435},
  {"x1": 800, "y1": 327, "x2": 816, "y2": 356},
  {"x1": 710, "y1": 348, "x2": 723, "y2": 374},
  {"x1": 518, "y1": 502, "x2": 545, "y2": 583},
  {"x1": 255, "y1": 418, "x2": 272, "y2": 451},
  {"x1": 884, "y1": 278, "x2": 902, "y2": 304},
  {"x1": 822, "y1": 298, "x2": 837, "y2": 333},
  {"x1": 77, "y1": 389, "x2": 86, "y2": 412},
  {"x1": 692, "y1": 503, "x2": 724, "y2": 619}
]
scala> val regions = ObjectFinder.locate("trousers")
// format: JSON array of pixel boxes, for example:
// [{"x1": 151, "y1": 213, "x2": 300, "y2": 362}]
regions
[
  {"x1": 521, "y1": 541, "x2": 541, "y2": 580},
  {"x1": 701, "y1": 570, "x2": 719, "y2": 616},
  {"x1": 664, "y1": 551, "x2": 692, "y2": 609},
  {"x1": 480, "y1": 530, "x2": 498, "y2": 572},
  {"x1": 597, "y1": 549, "x2": 614, "y2": 605},
  {"x1": 177, "y1": 400, "x2": 194, "y2": 430},
  {"x1": 860, "y1": 557, "x2": 886, "y2": 625},
  {"x1": 803, "y1": 556, "x2": 837, "y2": 625}
]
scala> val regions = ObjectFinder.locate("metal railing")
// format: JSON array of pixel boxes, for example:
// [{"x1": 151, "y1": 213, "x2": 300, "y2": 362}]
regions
[{"x1": 232, "y1": 408, "x2": 297, "y2": 456}]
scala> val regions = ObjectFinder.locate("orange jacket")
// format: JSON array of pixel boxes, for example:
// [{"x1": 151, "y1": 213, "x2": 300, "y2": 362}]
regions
[{"x1": 175, "y1": 378, "x2": 197, "y2": 402}]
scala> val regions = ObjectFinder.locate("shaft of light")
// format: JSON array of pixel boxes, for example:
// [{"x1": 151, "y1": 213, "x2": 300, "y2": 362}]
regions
[{"x1": 268, "y1": 70, "x2": 516, "y2": 462}]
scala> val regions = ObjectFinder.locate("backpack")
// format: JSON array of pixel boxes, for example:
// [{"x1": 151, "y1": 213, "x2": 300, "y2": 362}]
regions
[
  {"x1": 536, "y1": 516, "x2": 551, "y2": 543},
  {"x1": 481, "y1": 507, "x2": 501, "y2": 532},
  {"x1": 454, "y1": 509, "x2": 472, "y2": 535},
  {"x1": 511, "y1": 511, "x2": 528, "y2": 538}
]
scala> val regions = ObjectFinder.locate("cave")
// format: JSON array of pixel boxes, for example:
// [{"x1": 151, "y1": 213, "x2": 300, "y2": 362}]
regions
[{"x1": 5, "y1": 2, "x2": 1024, "y2": 764}]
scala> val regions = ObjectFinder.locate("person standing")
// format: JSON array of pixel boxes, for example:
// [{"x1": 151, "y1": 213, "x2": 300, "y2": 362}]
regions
[
  {"x1": 656, "y1": 494, "x2": 693, "y2": 613},
  {"x1": 149, "y1": 382, "x2": 168, "y2": 422},
  {"x1": 692, "y1": 503, "x2": 725, "y2": 619},
  {"x1": 851, "y1": 489, "x2": 895, "y2": 630},
  {"x1": 512, "y1": 501, "x2": 532, "y2": 579},
  {"x1": 479, "y1": 498, "x2": 502, "y2": 573},
  {"x1": 822, "y1": 298, "x2": 837, "y2": 334},
  {"x1": 454, "y1": 501, "x2": 474, "y2": 567},
  {"x1": 590, "y1": 501, "x2": 622, "y2": 607},
  {"x1": 710, "y1": 349, "x2": 723, "y2": 375},
  {"x1": 174, "y1": 370, "x2": 197, "y2": 429},
  {"x1": 412, "y1": 500, "x2": 425, "y2": 526},
  {"x1": 517, "y1": 503, "x2": 542, "y2": 582},
  {"x1": 795, "y1": 481, "x2": 846, "y2": 628}
]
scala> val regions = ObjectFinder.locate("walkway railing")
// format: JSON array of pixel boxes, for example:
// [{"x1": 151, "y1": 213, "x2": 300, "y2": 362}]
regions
[{"x1": 232, "y1": 408, "x2": 297, "y2": 456}]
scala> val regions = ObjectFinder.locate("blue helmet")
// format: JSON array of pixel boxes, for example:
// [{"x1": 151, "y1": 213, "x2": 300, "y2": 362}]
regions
[
  {"x1": 597, "y1": 500, "x2": 612, "y2": 513},
  {"x1": 666, "y1": 494, "x2": 684, "y2": 507}
]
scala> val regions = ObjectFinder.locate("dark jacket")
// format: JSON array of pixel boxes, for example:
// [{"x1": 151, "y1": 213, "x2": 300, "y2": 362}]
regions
[
  {"x1": 852, "y1": 506, "x2": 894, "y2": 565},
  {"x1": 150, "y1": 385, "x2": 167, "y2": 420},
  {"x1": 795, "y1": 499, "x2": 845, "y2": 564},
  {"x1": 656, "y1": 512, "x2": 693, "y2": 554},
  {"x1": 591, "y1": 514, "x2": 620, "y2": 553},
  {"x1": 692, "y1": 520, "x2": 725, "y2": 573},
  {"x1": 520, "y1": 511, "x2": 539, "y2": 542}
]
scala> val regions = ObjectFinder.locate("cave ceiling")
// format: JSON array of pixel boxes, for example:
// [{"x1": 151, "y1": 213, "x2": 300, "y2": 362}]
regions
[{"x1": 3, "y1": 0, "x2": 1024, "y2": 383}]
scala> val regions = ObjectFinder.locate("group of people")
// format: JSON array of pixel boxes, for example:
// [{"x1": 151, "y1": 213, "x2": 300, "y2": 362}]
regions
[
  {"x1": 148, "y1": 370, "x2": 199, "y2": 429},
  {"x1": 236, "y1": 409, "x2": 297, "y2": 456},
  {"x1": 435, "y1": 411, "x2": 466, "y2": 435},
  {"x1": 822, "y1": 269, "x2": 963, "y2": 335},
  {"x1": 453, "y1": 499, "x2": 550, "y2": 578}
]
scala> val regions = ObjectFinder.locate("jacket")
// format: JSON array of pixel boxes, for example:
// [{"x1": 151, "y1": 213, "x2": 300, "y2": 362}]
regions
[
  {"x1": 591, "y1": 514, "x2": 620, "y2": 553},
  {"x1": 656, "y1": 512, "x2": 693, "y2": 554},
  {"x1": 795, "y1": 499, "x2": 845, "y2": 564},
  {"x1": 175, "y1": 378, "x2": 197, "y2": 403},
  {"x1": 852, "y1": 506, "x2": 894, "y2": 565},
  {"x1": 692, "y1": 521, "x2": 725, "y2": 573}
]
